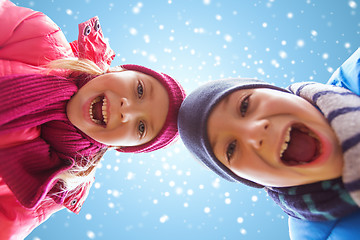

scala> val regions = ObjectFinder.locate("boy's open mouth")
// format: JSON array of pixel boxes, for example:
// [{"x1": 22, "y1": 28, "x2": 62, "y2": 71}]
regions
[
  {"x1": 89, "y1": 95, "x2": 108, "y2": 126},
  {"x1": 280, "y1": 123, "x2": 321, "y2": 166}
]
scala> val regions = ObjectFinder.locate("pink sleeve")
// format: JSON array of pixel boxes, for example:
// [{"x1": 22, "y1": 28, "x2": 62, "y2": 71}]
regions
[
  {"x1": 0, "y1": 178, "x2": 63, "y2": 240},
  {"x1": 0, "y1": 0, "x2": 74, "y2": 76},
  {"x1": 0, "y1": 127, "x2": 40, "y2": 149}
]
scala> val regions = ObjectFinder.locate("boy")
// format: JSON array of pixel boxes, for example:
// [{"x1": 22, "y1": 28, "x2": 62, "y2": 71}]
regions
[{"x1": 178, "y1": 48, "x2": 360, "y2": 239}]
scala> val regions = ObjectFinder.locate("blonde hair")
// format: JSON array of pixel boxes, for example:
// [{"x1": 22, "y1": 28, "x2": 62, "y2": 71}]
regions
[
  {"x1": 56, "y1": 148, "x2": 107, "y2": 192},
  {"x1": 48, "y1": 57, "x2": 125, "y2": 76},
  {"x1": 48, "y1": 58, "x2": 121, "y2": 192}
]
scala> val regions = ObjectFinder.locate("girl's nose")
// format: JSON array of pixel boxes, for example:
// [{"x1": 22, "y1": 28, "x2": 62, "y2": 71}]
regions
[
  {"x1": 119, "y1": 97, "x2": 132, "y2": 123},
  {"x1": 245, "y1": 119, "x2": 269, "y2": 149}
]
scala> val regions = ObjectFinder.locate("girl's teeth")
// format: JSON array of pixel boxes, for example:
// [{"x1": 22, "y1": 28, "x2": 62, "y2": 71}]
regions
[
  {"x1": 89, "y1": 96, "x2": 100, "y2": 124},
  {"x1": 89, "y1": 96, "x2": 108, "y2": 125},
  {"x1": 102, "y1": 97, "x2": 108, "y2": 124}
]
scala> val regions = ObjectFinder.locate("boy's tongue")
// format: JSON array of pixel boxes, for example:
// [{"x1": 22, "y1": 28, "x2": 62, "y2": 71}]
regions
[{"x1": 282, "y1": 128, "x2": 317, "y2": 165}]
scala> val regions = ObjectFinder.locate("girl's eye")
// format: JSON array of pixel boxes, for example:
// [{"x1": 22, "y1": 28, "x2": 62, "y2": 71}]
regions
[
  {"x1": 240, "y1": 95, "x2": 250, "y2": 117},
  {"x1": 137, "y1": 81, "x2": 144, "y2": 99},
  {"x1": 226, "y1": 140, "x2": 237, "y2": 163},
  {"x1": 138, "y1": 121, "x2": 145, "y2": 137}
]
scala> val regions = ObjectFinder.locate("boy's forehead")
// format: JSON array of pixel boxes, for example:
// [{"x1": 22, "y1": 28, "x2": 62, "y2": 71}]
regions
[
  {"x1": 209, "y1": 87, "x2": 249, "y2": 117},
  {"x1": 219, "y1": 87, "x2": 250, "y2": 103},
  {"x1": 211, "y1": 86, "x2": 289, "y2": 115},
  {"x1": 218, "y1": 92, "x2": 232, "y2": 105}
]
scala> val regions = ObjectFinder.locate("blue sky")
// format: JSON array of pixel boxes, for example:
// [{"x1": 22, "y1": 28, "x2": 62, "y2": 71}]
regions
[{"x1": 13, "y1": 0, "x2": 359, "y2": 239}]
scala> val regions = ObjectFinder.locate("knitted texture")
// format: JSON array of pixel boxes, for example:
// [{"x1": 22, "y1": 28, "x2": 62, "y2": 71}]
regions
[
  {"x1": 118, "y1": 64, "x2": 186, "y2": 153},
  {"x1": 178, "y1": 78, "x2": 287, "y2": 187},
  {"x1": 267, "y1": 177, "x2": 357, "y2": 221},
  {"x1": 178, "y1": 77, "x2": 360, "y2": 221},
  {"x1": 289, "y1": 82, "x2": 360, "y2": 203},
  {"x1": 0, "y1": 74, "x2": 105, "y2": 209},
  {"x1": 266, "y1": 82, "x2": 360, "y2": 221}
]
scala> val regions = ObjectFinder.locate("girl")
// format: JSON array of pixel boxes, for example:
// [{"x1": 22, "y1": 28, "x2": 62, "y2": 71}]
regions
[
  {"x1": 0, "y1": 1, "x2": 186, "y2": 239},
  {"x1": 178, "y1": 48, "x2": 360, "y2": 240}
]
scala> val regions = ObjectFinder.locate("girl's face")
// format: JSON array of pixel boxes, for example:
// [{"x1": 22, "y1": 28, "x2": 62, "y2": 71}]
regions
[
  {"x1": 207, "y1": 88, "x2": 343, "y2": 187},
  {"x1": 66, "y1": 70, "x2": 169, "y2": 147}
]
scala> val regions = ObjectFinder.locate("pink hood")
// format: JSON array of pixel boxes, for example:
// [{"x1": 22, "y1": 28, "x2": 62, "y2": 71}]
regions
[{"x1": 0, "y1": 0, "x2": 114, "y2": 76}]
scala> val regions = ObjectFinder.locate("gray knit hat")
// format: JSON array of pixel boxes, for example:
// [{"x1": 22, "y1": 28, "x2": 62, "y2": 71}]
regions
[{"x1": 178, "y1": 78, "x2": 288, "y2": 188}]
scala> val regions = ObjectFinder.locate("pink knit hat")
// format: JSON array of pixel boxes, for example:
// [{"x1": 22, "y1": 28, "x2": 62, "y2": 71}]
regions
[{"x1": 116, "y1": 64, "x2": 186, "y2": 153}]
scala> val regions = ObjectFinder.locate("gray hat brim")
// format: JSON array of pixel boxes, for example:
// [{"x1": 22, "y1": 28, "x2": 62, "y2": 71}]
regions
[{"x1": 178, "y1": 78, "x2": 289, "y2": 188}]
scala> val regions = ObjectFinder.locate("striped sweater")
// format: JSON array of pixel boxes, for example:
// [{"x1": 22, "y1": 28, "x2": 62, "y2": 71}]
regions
[{"x1": 266, "y1": 79, "x2": 360, "y2": 221}]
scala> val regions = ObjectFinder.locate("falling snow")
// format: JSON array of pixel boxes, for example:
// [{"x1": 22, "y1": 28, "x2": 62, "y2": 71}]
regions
[{"x1": 19, "y1": 0, "x2": 359, "y2": 239}]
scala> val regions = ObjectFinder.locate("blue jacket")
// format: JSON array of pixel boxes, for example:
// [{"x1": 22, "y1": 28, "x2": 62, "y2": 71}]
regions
[
  {"x1": 289, "y1": 48, "x2": 360, "y2": 240},
  {"x1": 289, "y1": 209, "x2": 360, "y2": 240}
]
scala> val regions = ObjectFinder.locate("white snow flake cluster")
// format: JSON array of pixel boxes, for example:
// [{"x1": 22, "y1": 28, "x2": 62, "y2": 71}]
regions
[{"x1": 22, "y1": 0, "x2": 358, "y2": 239}]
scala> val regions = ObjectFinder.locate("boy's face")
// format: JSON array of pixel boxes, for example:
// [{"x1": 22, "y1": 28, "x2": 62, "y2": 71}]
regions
[
  {"x1": 66, "y1": 70, "x2": 169, "y2": 147},
  {"x1": 207, "y1": 88, "x2": 343, "y2": 187}
]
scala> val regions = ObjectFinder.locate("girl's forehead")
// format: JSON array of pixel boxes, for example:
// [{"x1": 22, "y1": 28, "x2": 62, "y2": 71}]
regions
[
  {"x1": 106, "y1": 70, "x2": 154, "y2": 82},
  {"x1": 131, "y1": 70, "x2": 158, "y2": 82}
]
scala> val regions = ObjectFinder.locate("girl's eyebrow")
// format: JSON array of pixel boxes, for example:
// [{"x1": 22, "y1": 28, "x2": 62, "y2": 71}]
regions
[
  {"x1": 148, "y1": 119, "x2": 154, "y2": 139},
  {"x1": 147, "y1": 79, "x2": 155, "y2": 137}
]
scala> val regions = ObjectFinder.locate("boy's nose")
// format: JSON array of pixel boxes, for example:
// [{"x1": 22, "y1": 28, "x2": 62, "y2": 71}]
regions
[{"x1": 244, "y1": 119, "x2": 269, "y2": 149}]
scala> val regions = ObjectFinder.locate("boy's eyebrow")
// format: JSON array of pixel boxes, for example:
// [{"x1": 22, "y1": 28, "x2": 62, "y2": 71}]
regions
[
  {"x1": 209, "y1": 136, "x2": 217, "y2": 155},
  {"x1": 222, "y1": 95, "x2": 230, "y2": 106},
  {"x1": 208, "y1": 125, "x2": 219, "y2": 158},
  {"x1": 208, "y1": 96, "x2": 230, "y2": 158},
  {"x1": 209, "y1": 133, "x2": 225, "y2": 164}
]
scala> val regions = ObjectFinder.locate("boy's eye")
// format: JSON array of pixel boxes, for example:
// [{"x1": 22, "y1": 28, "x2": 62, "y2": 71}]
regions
[
  {"x1": 226, "y1": 140, "x2": 237, "y2": 163},
  {"x1": 240, "y1": 95, "x2": 250, "y2": 117},
  {"x1": 138, "y1": 121, "x2": 146, "y2": 137},
  {"x1": 137, "y1": 81, "x2": 144, "y2": 99}
]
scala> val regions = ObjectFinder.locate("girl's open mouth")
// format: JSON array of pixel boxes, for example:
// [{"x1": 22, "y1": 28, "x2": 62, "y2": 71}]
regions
[
  {"x1": 89, "y1": 95, "x2": 108, "y2": 126},
  {"x1": 280, "y1": 123, "x2": 321, "y2": 166}
]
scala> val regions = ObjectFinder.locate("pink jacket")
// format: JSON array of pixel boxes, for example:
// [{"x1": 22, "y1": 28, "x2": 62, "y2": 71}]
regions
[
  {"x1": 0, "y1": 0, "x2": 114, "y2": 76},
  {"x1": 0, "y1": 1, "x2": 114, "y2": 239}
]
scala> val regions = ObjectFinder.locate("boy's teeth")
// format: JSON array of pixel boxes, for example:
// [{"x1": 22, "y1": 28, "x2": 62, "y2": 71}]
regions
[
  {"x1": 284, "y1": 127, "x2": 291, "y2": 142},
  {"x1": 280, "y1": 127, "x2": 292, "y2": 157}
]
